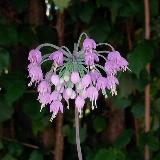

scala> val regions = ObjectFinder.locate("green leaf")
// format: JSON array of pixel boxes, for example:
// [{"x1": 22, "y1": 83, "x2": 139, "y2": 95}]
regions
[
  {"x1": 120, "y1": 0, "x2": 141, "y2": 18},
  {"x1": 93, "y1": 116, "x2": 106, "y2": 133},
  {"x1": 2, "y1": 74, "x2": 26, "y2": 104},
  {"x1": 147, "y1": 136, "x2": 159, "y2": 152},
  {"x1": 12, "y1": 0, "x2": 28, "y2": 13},
  {"x1": 155, "y1": 98, "x2": 160, "y2": 113},
  {"x1": 79, "y1": 3, "x2": 94, "y2": 23},
  {"x1": 53, "y1": 0, "x2": 71, "y2": 11},
  {"x1": 150, "y1": 0, "x2": 159, "y2": 17},
  {"x1": 94, "y1": 149, "x2": 116, "y2": 160},
  {"x1": 0, "y1": 141, "x2": 4, "y2": 150},
  {"x1": 140, "y1": 133, "x2": 159, "y2": 152},
  {"x1": 8, "y1": 143, "x2": 23, "y2": 157},
  {"x1": 96, "y1": 0, "x2": 108, "y2": 7},
  {"x1": 127, "y1": 42, "x2": 154, "y2": 77},
  {"x1": 131, "y1": 103, "x2": 144, "y2": 118},
  {"x1": 36, "y1": 25, "x2": 57, "y2": 44},
  {"x1": 29, "y1": 150, "x2": 43, "y2": 160},
  {"x1": 19, "y1": 27, "x2": 37, "y2": 47},
  {"x1": 154, "y1": 153, "x2": 160, "y2": 160},
  {"x1": 112, "y1": 97, "x2": 131, "y2": 109},
  {"x1": 2, "y1": 154, "x2": 17, "y2": 160},
  {"x1": 107, "y1": 0, "x2": 122, "y2": 24},
  {"x1": 0, "y1": 25, "x2": 18, "y2": 46},
  {"x1": 23, "y1": 98, "x2": 50, "y2": 135},
  {"x1": 0, "y1": 101, "x2": 14, "y2": 122},
  {"x1": 0, "y1": 48, "x2": 10, "y2": 70},
  {"x1": 114, "y1": 129, "x2": 133, "y2": 148},
  {"x1": 119, "y1": 74, "x2": 135, "y2": 98},
  {"x1": 89, "y1": 21, "x2": 110, "y2": 42}
]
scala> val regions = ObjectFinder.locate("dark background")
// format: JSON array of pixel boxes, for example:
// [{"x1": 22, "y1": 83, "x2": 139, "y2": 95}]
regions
[{"x1": 0, "y1": 0, "x2": 160, "y2": 160}]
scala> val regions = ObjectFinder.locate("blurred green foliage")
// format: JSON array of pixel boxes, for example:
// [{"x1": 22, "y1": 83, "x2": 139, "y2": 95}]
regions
[{"x1": 0, "y1": 0, "x2": 160, "y2": 160}]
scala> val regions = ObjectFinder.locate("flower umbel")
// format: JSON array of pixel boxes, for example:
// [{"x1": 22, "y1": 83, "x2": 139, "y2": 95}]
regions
[{"x1": 27, "y1": 32, "x2": 129, "y2": 121}]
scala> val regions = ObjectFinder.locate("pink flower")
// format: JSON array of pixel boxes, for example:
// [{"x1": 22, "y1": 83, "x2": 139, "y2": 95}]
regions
[
  {"x1": 50, "y1": 101, "x2": 63, "y2": 121},
  {"x1": 65, "y1": 88, "x2": 73, "y2": 98},
  {"x1": 56, "y1": 85, "x2": 64, "y2": 93},
  {"x1": 51, "y1": 74, "x2": 60, "y2": 86},
  {"x1": 28, "y1": 49, "x2": 42, "y2": 64},
  {"x1": 86, "y1": 86, "x2": 98, "y2": 109},
  {"x1": 70, "y1": 90, "x2": 76, "y2": 99},
  {"x1": 84, "y1": 52, "x2": 99, "y2": 66},
  {"x1": 81, "y1": 74, "x2": 91, "y2": 88},
  {"x1": 86, "y1": 86, "x2": 98, "y2": 101},
  {"x1": 83, "y1": 38, "x2": 96, "y2": 50},
  {"x1": 119, "y1": 57, "x2": 129, "y2": 71},
  {"x1": 105, "y1": 60, "x2": 119, "y2": 75},
  {"x1": 50, "y1": 91, "x2": 62, "y2": 102},
  {"x1": 37, "y1": 81, "x2": 51, "y2": 94},
  {"x1": 107, "y1": 51, "x2": 121, "y2": 62},
  {"x1": 106, "y1": 76, "x2": 119, "y2": 96},
  {"x1": 79, "y1": 89, "x2": 87, "y2": 99},
  {"x1": 75, "y1": 96, "x2": 85, "y2": 113},
  {"x1": 38, "y1": 92, "x2": 51, "y2": 111},
  {"x1": 105, "y1": 51, "x2": 129, "y2": 75},
  {"x1": 28, "y1": 64, "x2": 43, "y2": 85},
  {"x1": 96, "y1": 77, "x2": 107, "y2": 90},
  {"x1": 71, "y1": 71, "x2": 80, "y2": 84},
  {"x1": 90, "y1": 70, "x2": 101, "y2": 82},
  {"x1": 49, "y1": 51, "x2": 64, "y2": 65}
]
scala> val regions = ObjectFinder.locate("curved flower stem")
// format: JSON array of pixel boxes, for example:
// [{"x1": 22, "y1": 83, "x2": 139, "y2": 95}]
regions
[
  {"x1": 76, "y1": 32, "x2": 88, "y2": 52},
  {"x1": 96, "y1": 43, "x2": 115, "y2": 51},
  {"x1": 95, "y1": 64, "x2": 107, "y2": 74},
  {"x1": 97, "y1": 51, "x2": 110, "y2": 54},
  {"x1": 61, "y1": 46, "x2": 72, "y2": 55},
  {"x1": 75, "y1": 108, "x2": 83, "y2": 160},
  {"x1": 41, "y1": 58, "x2": 50, "y2": 65},
  {"x1": 36, "y1": 43, "x2": 71, "y2": 56},
  {"x1": 96, "y1": 53, "x2": 107, "y2": 61}
]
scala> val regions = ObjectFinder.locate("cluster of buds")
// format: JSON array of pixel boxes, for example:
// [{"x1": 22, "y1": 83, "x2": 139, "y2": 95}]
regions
[{"x1": 28, "y1": 33, "x2": 129, "y2": 122}]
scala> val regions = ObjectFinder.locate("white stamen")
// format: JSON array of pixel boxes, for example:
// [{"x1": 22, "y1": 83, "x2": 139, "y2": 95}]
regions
[{"x1": 40, "y1": 104, "x2": 45, "y2": 112}]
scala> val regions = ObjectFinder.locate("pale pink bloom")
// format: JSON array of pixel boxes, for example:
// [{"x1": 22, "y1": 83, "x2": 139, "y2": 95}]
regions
[
  {"x1": 50, "y1": 101, "x2": 63, "y2": 121},
  {"x1": 28, "y1": 64, "x2": 43, "y2": 85},
  {"x1": 83, "y1": 38, "x2": 96, "y2": 50},
  {"x1": 38, "y1": 92, "x2": 51, "y2": 112},
  {"x1": 51, "y1": 74, "x2": 60, "y2": 86},
  {"x1": 106, "y1": 76, "x2": 119, "y2": 96},
  {"x1": 96, "y1": 77, "x2": 107, "y2": 90},
  {"x1": 50, "y1": 91, "x2": 62, "y2": 102},
  {"x1": 28, "y1": 49, "x2": 42, "y2": 64},
  {"x1": 49, "y1": 51, "x2": 64, "y2": 65},
  {"x1": 37, "y1": 81, "x2": 51, "y2": 94},
  {"x1": 75, "y1": 96, "x2": 85, "y2": 113},
  {"x1": 86, "y1": 86, "x2": 98, "y2": 109},
  {"x1": 71, "y1": 71, "x2": 80, "y2": 84},
  {"x1": 81, "y1": 74, "x2": 92, "y2": 88}
]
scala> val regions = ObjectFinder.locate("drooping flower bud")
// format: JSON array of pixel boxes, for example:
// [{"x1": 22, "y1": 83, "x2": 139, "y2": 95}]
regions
[
  {"x1": 28, "y1": 49, "x2": 42, "y2": 64},
  {"x1": 51, "y1": 74, "x2": 60, "y2": 86},
  {"x1": 81, "y1": 74, "x2": 91, "y2": 88},
  {"x1": 75, "y1": 96, "x2": 85, "y2": 113},
  {"x1": 71, "y1": 71, "x2": 80, "y2": 84},
  {"x1": 38, "y1": 81, "x2": 51, "y2": 94},
  {"x1": 49, "y1": 50, "x2": 64, "y2": 65}
]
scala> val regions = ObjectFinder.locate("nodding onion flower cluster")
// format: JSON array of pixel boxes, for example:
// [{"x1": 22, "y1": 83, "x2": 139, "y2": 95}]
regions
[{"x1": 28, "y1": 33, "x2": 129, "y2": 122}]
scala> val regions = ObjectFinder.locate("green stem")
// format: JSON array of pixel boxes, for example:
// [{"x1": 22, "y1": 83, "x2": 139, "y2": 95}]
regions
[
  {"x1": 75, "y1": 108, "x2": 83, "y2": 160},
  {"x1": 36, "y1": 43, "x2": 71, "y2": 56},
  {"x1": 96, "y1": 43, "x2": 115, "y2": 51}
]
